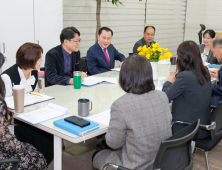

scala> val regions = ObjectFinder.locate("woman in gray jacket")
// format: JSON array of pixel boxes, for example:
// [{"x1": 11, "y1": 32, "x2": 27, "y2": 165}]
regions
[{"x1": 93, "y1": 54, "x2": 172, "y2": 170}]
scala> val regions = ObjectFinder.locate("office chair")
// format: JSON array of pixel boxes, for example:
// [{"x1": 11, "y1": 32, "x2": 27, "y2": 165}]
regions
[
  {"x1": 173, "y1": 102, "x2": 222, "y2": 170},
  {"x1": 0, "y1": 158, "x2": 20, "y2": 170},
  {"x1": 102, "y1": 120, "x2": 200, "y2": 170},
  {"x1": 198, "y1": 24, "x2": 206, "y2": 44}
]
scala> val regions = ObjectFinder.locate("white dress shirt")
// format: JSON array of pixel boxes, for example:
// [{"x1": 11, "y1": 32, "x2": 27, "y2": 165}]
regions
[{"x1": 1, "y1": 66, "x2": 36, "y2": 97}]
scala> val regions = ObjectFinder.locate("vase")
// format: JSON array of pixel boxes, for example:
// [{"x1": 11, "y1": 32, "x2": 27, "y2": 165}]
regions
[{"x1": 150, "y1": 62, "x2": 159, "y2": 80}]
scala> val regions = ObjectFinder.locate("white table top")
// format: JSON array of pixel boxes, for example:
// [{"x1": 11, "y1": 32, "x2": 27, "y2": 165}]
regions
[{"x1": 15, "y1": 64, "x2": 172, "y2": 143}]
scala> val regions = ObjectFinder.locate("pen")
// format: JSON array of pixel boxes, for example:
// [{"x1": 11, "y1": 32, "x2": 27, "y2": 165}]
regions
[{"x1": 30, "y1": 93, "x2": 42, "y2": 97}]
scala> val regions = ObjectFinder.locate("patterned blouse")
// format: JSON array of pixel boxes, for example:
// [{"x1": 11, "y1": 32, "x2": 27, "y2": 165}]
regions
[{"x1": 0, "y1": 101, "x2": 47, "y2": 170}]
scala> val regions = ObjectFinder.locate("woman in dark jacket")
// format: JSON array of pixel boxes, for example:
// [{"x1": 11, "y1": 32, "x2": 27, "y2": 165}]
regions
[{"x1": 163, "y1": 41, "x2": 212, "y2": 139}]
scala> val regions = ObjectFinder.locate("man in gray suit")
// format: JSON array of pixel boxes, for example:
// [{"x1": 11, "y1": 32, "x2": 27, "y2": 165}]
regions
[
  {"x1": 133, "y1": 26, "x2": 156, "y2": 53},
  {"x1": 210, "y1": 36, "x2": 222, "y2": 105}
]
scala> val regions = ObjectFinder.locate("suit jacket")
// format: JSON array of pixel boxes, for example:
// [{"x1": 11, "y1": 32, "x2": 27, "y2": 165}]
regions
[
  {"x1": 45, "y1": 45, "x2": 80, "y2": 87},
  {"x1": 86, "y1": 42, "x2": 125, "y2": 75},
  {"x1": 133, "y1": 37, "x2": 156, "y2": 53},
  {"x1": 211, "y1": 67, "x2": 222, "y2": 105},
  {"x1": 162, "y1": 70, "x2": 212, "y2": 139},
  {"x1": 93, "y1": 91, "x2": 172, "y2": 170},
  {"x1": 199, "y1": 44, "x2": 219, "y2": 64}
]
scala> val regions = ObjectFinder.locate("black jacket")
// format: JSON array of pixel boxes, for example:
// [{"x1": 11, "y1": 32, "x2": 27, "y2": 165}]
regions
[
  {"x1": 45, "y1": 45, "x2": 80, "y2": 87},
  {"x1": 163, "y1": 70, "x2": 212, "y2": 139}
]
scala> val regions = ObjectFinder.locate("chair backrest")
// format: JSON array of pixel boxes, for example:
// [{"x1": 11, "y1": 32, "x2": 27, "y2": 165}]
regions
[
  {"x1": 210, "y1": 101, "x2": 222, "y2": 139},
  {"x1": 80, "y1": 56, "x2": 88, "y2": 73},
  {"x1": 153, "y1": 120, "x2": 200, "y2": 170}
]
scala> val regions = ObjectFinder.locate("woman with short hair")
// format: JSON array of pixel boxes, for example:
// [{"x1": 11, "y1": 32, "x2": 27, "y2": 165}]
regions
[
  {"x1": 163, "y1": 41, "x2": 212, "y2": 139},
  {"x1": 0, "y1": 53, "x2": 47, "y2": 170},
  {"x1": 1, "y1": 43, "x2": 53, "y2": 164},
  {"x1": 93, "y1": 54, "x2": 172, "y2": 170},
  {"x1": 1, "y1": 42, "x2": 43, "y2": 96},
  {"x1": 199, "y1": 29, "x2": 220, "y2": 64}
]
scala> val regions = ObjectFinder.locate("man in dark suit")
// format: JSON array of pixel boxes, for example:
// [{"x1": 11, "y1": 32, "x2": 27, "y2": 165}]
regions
[
  {"x1": 209, "y1": 36, "x2": 222, "y2": 105},
  {"x1": 133, "y1": 26, "x2": 156, "y2": 53},
  {"x1": 45, "y1": 27, "x2": 87, "y2": 87},
  {"x1": 86, "y1": 27, "x2": 125, "y2": 75}
]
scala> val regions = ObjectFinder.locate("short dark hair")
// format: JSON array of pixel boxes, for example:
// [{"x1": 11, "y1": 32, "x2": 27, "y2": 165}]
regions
[
  {"x1": 60, "y1": 27, "x2": 80, "y2": 44},
  {"x1": 16, "y1": 43, "x2": 43, "y2": 70},
  {"x1": 176, "y1": 41, "x2": 210, "y2": 85},
  {"x1": 144, "y1": 26, "x2": 155, "y2": 33},
  {"x1": 98, "y1": 27, "x2": 113, "y2": 36},
  {"x1": 203, "y1": 29, "x2": 215, "y2": 39},
  {"x1": 119, "y1": 54, "x2": 155, "y2": 94}
]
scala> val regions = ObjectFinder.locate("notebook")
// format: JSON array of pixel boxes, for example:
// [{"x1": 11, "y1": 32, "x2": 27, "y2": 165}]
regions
[
  {"x1": 53, "y1": 117, "x2": 99, "y2": 136},
  {"x1": 17, "y1": 103, "x2": 69, "y2": 124},
  {"x1": 5, "y1": 93, "x2": 54, "y2": 110},
  {"x1": 81, "y1": 77, "x2": 117, "y2": 87}
]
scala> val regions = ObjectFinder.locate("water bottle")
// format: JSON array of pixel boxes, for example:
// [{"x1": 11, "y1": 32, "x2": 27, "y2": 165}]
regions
[{"x1": 37, "y1": 71, "x2": 45, "y2": 93}]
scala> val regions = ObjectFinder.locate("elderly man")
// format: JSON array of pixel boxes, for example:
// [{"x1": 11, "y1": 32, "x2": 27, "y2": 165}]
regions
[
  {"x1": 209, "y1": 36, "x2": 222, "y2": 105},
  {"x1": 133, "y1": 26, "x2": 156, "y2": 53},
  {"x1": 87, "y1": 27, "x2": 125, "y2": 75}
]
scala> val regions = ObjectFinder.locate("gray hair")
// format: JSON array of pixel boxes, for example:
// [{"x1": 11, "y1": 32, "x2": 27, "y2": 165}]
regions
[{"x1": 212, "y1": 36, "x2": 222, "y2": 48}]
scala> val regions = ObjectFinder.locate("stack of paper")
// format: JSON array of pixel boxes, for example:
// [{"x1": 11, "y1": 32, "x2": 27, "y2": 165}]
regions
[
  {"x1": 81, "y1": 77, "x2": 117, "y2": 87},
  {"x1": 87, "y1": 109, "x2": 111, "y2": 126},
  {"x1": 5, "y1": 93, "x2": 54, "y2": 110},
  {"x1": 17, "y1": 103, "x2": 69, "y2": 124},
  {"x1": 110, "y1": 68, "x2": 121, "y2": 72}
]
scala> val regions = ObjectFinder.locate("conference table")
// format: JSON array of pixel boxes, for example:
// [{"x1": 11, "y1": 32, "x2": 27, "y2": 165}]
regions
[{"x1": 14, "y1": 63, "x2": 172, "y2": 170}]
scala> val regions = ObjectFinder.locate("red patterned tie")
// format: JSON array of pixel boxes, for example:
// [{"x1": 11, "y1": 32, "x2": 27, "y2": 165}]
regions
[{"x1": 103, "y1": 48, "x2": 111, "y2": 67}]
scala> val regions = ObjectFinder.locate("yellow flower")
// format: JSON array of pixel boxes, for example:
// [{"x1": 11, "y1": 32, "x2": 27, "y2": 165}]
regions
[
  {"x1": 163, "y1": 48, "x2": 169, "y2": 52},
  {"x1": 157, "y1": 48, "x2": 163, "y2": 52},
  {"x1": 152, "y1": 43, "x2": 160, "y2": 48},
  {"x1": 137, "y1": 46, "x2": 142, "y2": 51},
  {"x1": 146, "y1": 53, "x2": 150, "y2": 59},
  {"x1": 166, "y1": 51, "x2": 173, "y2": 58},
  {"x1": 159, "y1": 55, "x2": 164, "y2": 60},
  {"x1": 138, "y1": 51, "x2": 145, "y2": 56},
  {"x1": 142, "y1": 45, "x2": 147, "y2": 50}
]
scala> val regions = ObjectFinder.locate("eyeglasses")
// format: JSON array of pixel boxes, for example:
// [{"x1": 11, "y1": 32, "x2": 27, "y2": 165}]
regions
[{"x1": 69, "y1": 39, "x2": 81, "y2": 44}]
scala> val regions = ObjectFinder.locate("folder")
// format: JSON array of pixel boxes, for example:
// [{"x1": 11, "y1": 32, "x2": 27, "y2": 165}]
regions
[{"x1": 53, "y1": 117, "x2": 99, "y2": 136}]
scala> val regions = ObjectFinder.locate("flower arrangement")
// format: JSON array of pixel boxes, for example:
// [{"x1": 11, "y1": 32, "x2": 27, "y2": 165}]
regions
[{"x1": 137, "y1": 43, "x2": 173, "y2": 62}]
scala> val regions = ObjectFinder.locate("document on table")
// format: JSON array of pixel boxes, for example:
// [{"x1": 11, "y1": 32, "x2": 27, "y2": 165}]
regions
[
  {"x1": 110, "y1": 68, "x2": 121, "y2": 72},
  {"x1": 5, "y1": 93, "x2": 54, "y2": 110},
  {"x1": 87, "y1": 109, "x2": 111, "y2": 126},
  {"x1": 17, "y1": 103, "x2": 69, "y2": 124},
  {"x1": 81, "y1": 77, "x2": 117, "y2": 86},
  {"x1": 155, "y1": 86, "x2": 162, "y2": 91}
]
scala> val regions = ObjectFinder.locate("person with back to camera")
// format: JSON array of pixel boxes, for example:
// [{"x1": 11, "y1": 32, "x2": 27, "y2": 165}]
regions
[
  {"x1": 1, "y1": 42, "x2": 43, "y2": 97},
  {"x1": 1, "y1": 44, "x2": 53, "y2": 164},
  {"x1": 92, "y1": 54, "x2": 172, "y2": 170},
  {"x1": 0, "y1": 52, "x2": 48, "y2": 170},
  {"x1": 133, "y1": 26, "x2": 156, "y2": 53},
  {"x1": 199, "y1": 29, "x2": 221, "y2": 64},
  {"x1": 163, "y1": 41, "x2": 212, "y2": 139}
]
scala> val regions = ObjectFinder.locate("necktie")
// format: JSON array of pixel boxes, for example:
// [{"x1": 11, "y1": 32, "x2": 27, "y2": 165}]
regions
[{"x1": 103, "y1": 48, "x2": 111, "y2": 67}]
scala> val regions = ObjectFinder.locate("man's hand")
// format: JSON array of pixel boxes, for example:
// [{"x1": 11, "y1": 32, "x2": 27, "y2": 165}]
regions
[
  {"x1": 69, "y1": 78, "x2": 73, "y2": 85},
  {"x1": 118, "y1": 62, "x2": 123, "y2": 68},
  {"x1": 210, "y1": 70, "x2": 219, "y2": 79},
  {"x1": 167, "y1": 75, "x2": 176, "y2": 84},
  {"x1": 81, "y1": 72, "x2": 87, "y2": 82}
]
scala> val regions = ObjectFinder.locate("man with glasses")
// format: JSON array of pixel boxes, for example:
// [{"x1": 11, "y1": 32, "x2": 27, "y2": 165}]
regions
[
  {"x1": 45, "y1": 27, "x2": 87, "y2": 87},
  {"x1": 87, "y1": 27, "x2": 125, "y2": 75},
  {"x1": 133, "y1": 26, "x2": 156, "y2": 53}
]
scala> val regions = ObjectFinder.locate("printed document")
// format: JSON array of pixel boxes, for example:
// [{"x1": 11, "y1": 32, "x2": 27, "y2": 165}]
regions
[
  {"x1": 87, "y1": 109, "x2": 111, "y2": 126},
  {"x1": 82, "y1": 77, "x2": 117, "y2": 86},
  {"x1": 17, "y1": 103, "x2": 69, "y2": 124}
]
